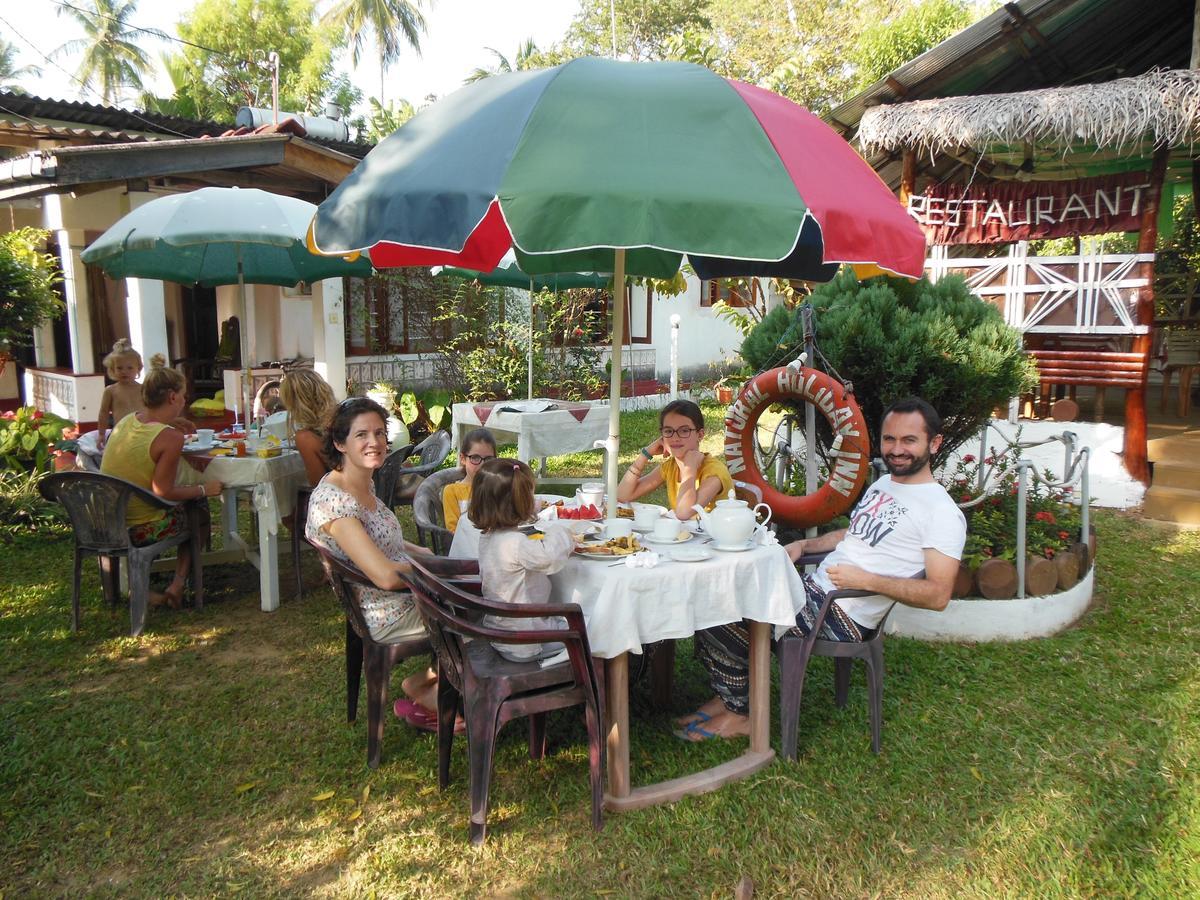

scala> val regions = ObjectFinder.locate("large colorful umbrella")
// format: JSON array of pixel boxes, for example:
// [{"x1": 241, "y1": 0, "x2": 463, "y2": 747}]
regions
[
  {"x1": 309, "y1": 57, "x2": 925, "y2": 499},
  {"x1": 83, "y1": 186, "x2": 372, "y2": 421}
]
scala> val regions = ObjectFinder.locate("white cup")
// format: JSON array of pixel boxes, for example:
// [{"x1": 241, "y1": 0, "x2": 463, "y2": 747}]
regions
[
  {"x1": 195, "y1": 428, "x2": 215, "y2": 447},
  {"x1": 577, "y1": 482, "x2": 605, "y2": 509},
  {"x1": 652, "y1": 517, "x2": 681, "y2": 541},
  {"x1": 632, "y1": 504, "x2": 661, "y2": 529},
  {"x1": 604, "y1": 518, "x2": 634, "y2": 540}
]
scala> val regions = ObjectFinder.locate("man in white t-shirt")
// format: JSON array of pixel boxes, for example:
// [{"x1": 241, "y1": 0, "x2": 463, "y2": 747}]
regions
[{"x1": 678, "y1": 397, "x2": 967, "y2": 742}]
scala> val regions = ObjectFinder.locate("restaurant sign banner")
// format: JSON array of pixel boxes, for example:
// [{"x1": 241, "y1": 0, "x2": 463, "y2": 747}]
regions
[{"x1": 907, "y1": 171, "x2": 1152, "y2": 245}]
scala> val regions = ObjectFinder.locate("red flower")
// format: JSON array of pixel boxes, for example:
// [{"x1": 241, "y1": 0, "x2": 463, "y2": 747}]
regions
[
  {"x1": 573, "y1": 327, "x2": 584, "y2": 337},
  {"x1": 982, "y1": 547, "x2": 993, "y2": 557},
  {"x1": 1058, "y1": 530, "x2": 1069, "y2": 540},
  {"x1": 1034, "y1": 510, "x2": 1057, "y2": 524},
  {"x1": 31, "y1": 410, "x2": 43, "y2": 420},
  {"x1": 962, "y1": 454, "x2": 976, "y2": 463},
  {"x1": 983, "y1": 456, "x2": 995, "y2": 465},
  {"x1": 960, "y1": 494, "x2": 971, "y2": 503},
  {"x1": 1043, "y1": 547, "x2": 1055, "y2": 558}
]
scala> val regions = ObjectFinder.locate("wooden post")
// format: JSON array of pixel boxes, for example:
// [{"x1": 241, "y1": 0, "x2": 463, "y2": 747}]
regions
[
  {"x1": 1124, "y1": 146, "x2": 1171, "y2": 483},
  {"x1": 899, "y1": 150, "x2": 917, "y2": 205}
]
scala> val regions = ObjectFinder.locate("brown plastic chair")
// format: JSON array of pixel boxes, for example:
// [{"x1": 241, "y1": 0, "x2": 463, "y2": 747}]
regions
[
  {"x1": 371, "y1": 442, "x2": 416, "y2": 509},
  {"x1": 291, "y1": 485, "x2": 314, "y2": 598},
  {"x1": 38, "y1": 471, "x2": 205, "y2": 636},
  {"x1": 778, "y1": 552, "x2": 917, "y2": 759},
  {"x1": 404, "y1": 556, "x2": 605, "y2": 846},
  {"x1": 310, "y1": 543, "x2": 437, "y2": 769},
  {"x1": 412, "y1": 466, "x2": 463, "y2": 555}
]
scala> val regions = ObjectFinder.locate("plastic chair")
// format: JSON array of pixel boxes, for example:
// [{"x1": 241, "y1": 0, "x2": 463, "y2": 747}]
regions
[
  {"x1": 38, "y1": 471, "x2": 204, "y2": 636},
  {"x1": 413, "y1": 466, "x2": 464, "y2": 555},
  {"x1": 310, "y1": 543, "x2": 442, "y2": 768},
  {"x1": 371, "y1": 442, "x2": 416, "y2": 509},
  {"x1": 392, "y1": 430, "x2": 452, "y2": 509},
  {"x1": 404, "y1": 555, "x2": 605, "y2": 846},
  {"x1": 777, "y1": 552, "x2": 918, "y2": 759}
]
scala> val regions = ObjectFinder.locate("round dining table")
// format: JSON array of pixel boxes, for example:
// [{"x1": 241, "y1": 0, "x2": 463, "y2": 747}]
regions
[{"x1": 548, "y1": 538, "x2": 805, "y2": 811}]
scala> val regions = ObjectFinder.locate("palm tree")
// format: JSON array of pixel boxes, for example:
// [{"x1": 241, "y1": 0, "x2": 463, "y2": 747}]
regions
[
  {"x1": 322, "y1": 0, "x2": 426, "y2": 103},
  {"x1": 0, "y1": 38, "x2": 43, "y2": 93},
  {"x1": 53, "y1": 0, "x2": 163, "y2": 104},
  {"x1": 463, "y1": 38, "x2": 539, "y2": 84}
]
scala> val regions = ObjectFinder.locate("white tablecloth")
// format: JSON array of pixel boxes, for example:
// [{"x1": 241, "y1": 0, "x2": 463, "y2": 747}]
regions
[
  {"x1": 549, "y1": 544, "x2": 805, "y2": 658},
  {"x1": 451, "y1": 399, "x2": 610, "y2": 462},
  {"x1": 178, "y1": 450, "x2": 307, "y2": 535}
]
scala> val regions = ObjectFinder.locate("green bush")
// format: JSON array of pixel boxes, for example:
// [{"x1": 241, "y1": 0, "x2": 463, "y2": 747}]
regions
[
  {"x1": 0, "y1": 470, "x2": 68, "y2": 540},
  {"x1": 0, "y1": 406, "x2": 74, "y2": 472},
  {"x1": 0, "y1": 227, "x2": 63, "y2": 349},
  {"x1": 740, "y1": 270, "x2": 1035, "y2": 461}
]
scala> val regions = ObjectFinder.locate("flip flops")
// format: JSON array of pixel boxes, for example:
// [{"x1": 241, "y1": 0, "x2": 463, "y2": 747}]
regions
[
  {"x1": 673, "y1": 720, "x2": 721, "y2": 742},
  {"x1": 672, "y1": 710, "x2": 711, "y2": 729},
  {"x1": 393, "y1": 699, "x2": 466, "y2": 734}
]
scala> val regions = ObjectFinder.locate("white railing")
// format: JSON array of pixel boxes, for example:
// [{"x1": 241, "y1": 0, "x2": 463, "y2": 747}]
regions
[{"x1": 926, "y1": 244, "x2": 1153, "y2": 335}]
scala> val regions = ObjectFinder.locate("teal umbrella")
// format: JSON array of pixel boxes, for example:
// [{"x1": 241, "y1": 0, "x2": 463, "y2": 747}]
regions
[
  {"x1": 82, "y1": 186, "x2": 372, "y2": 421},
  {"x1": 433, "y1": 252, "x2": 611, "y2": 398}
]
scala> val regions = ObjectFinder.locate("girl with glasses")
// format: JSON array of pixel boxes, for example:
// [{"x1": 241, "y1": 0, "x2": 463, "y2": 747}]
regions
[
  {"x1": 442, "y1": 427, "x2": 497, "y2": 533},
  {"x1": 616, "y1": 399, "x2": 733, "y2": 520}
]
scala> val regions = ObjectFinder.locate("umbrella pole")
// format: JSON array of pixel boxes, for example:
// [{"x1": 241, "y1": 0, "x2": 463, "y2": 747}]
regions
[
  {"x1": 605, "y1": 249, "x2": 626, "y2": 507},
  {"x1": 237, "y1": 252, "x2": 252, "y2": 431},
  {"x1": 528, "y1": 279, "x2": 535, "y2": 400}
]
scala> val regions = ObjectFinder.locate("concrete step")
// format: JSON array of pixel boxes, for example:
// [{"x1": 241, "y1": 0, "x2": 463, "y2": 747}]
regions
[
  {"x1": 1148, "y1": 436, "x2": 1200, "y2": 465},
  {"x1": 1142, "y1": 485, "x2": 1200, "y2": 525},
  {"x1": 1151, "y1": 462, "x2": 1200, "y2": 491}
]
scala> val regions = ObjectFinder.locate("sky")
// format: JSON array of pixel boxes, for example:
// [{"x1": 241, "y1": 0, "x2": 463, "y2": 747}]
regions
[{"x1": 1, "y1": 0, "x2": 581, "y2": 112}]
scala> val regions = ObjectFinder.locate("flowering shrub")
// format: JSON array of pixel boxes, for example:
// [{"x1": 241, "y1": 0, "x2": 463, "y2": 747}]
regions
[
  {"x1": 0, "y1": 407, "x2": 76, "y2": 472},
  {"x1": 940, "y1": 437, "x2": 1083, "y2": 569}
]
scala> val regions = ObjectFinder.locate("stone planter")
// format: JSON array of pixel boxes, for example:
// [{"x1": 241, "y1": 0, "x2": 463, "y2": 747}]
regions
[{"x1": 887, "y1": 568, "x2": 1095, "y2": 642}]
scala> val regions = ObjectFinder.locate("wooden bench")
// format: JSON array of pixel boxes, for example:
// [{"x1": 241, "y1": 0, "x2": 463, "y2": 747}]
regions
[{"x1": 1027, "y1": 349, "x2": 1149, "y2": 421}]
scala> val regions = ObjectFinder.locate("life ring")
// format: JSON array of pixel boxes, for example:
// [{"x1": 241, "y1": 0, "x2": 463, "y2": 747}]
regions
[{"x1": 723, "y1": 367, "x2": 871, "y2": 529}]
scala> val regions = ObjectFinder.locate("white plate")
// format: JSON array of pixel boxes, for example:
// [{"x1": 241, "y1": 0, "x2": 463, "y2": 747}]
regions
[
  {"x1": 538, "y1": 519, "x2": 599, "y2": 537},
  {"x1": 641, "y1": 531, "x2": 693, "y2": 545},
  {"x1": 711, "y1": 539, "x2": 758, "y2": 552},
  {"x1": 671, "y1": 547, "x2": 713, "y2": 563},
  {"x1": 573, "y1": 548, "x2": 639, "y2": 561}
]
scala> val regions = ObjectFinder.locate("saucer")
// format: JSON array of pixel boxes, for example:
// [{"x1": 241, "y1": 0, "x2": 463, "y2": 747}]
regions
[
  {"x1": 670, "y1": 547, "x2": 713, "y2": 563},
  {"x1": 642, "y1": 531, "x2": 693, "y2": 545},
  {"x1": 711, "y1": 539, "x2": 757, "y2": 552}
]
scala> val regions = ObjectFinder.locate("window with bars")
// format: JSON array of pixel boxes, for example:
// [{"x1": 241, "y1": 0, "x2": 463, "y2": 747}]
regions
[{"x1": 702, "y1": 278, "x2": 761, "y2": 308}]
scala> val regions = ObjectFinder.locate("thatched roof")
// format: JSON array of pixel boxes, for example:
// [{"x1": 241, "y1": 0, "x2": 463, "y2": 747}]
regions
[{"x1": 858, "y1": 68, "x2": 1200, "y2": 157}]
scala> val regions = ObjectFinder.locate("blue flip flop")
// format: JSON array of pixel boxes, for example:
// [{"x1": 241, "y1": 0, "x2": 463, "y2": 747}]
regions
[{"x1": 672, "y1": 720, "x2": 721, "y2": 742}]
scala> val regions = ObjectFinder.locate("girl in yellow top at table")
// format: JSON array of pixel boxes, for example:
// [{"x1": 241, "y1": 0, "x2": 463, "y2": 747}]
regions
[
  {"x1": 442, "y1": 427, "x2": 496, "y2": 532},
  {"x1": 616, "y1": 399, "x2": 733, "y2": 521}
]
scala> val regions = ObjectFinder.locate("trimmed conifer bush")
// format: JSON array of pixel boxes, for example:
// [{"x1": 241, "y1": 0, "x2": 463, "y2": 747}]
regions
[{"x1": 740, "y1": 271, "x2": 1034, "y2": 461}]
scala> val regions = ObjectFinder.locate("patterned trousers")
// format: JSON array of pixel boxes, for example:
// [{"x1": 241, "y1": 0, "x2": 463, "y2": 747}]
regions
[{"x1": 694, "y1": 575, "x2": 864, "y2": 715}]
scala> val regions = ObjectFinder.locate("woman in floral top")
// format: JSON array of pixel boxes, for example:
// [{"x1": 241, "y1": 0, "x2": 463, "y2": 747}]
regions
[{"x1": 306, "y1": 398, "x2": 431, "y2": 642}]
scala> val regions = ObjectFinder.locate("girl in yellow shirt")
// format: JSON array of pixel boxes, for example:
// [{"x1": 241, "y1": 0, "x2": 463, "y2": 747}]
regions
[
  {"x1": 616, "y1": 399, "x2": 733, "y2": 520},
  {"x1": 442, "y1": 427, "x2": 497, "y2": 531}
]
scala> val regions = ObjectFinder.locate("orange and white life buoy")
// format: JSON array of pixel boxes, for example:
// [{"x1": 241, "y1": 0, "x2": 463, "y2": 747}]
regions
[{"x1": 723, "y1": 367, "x2": 871, "y2": 529}]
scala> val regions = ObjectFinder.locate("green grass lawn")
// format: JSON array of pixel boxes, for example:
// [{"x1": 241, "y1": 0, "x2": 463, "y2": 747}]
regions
[{"x1": 1, "y1": 404, "x2": 1197, "y2": 897}]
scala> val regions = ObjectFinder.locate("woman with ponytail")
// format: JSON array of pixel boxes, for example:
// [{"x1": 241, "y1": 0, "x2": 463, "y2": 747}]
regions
[{"x1": 101, "y1": 354, "x2": 223, "y2": 610}]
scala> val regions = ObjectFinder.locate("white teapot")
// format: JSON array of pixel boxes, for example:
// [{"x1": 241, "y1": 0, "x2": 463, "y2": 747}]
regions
[{"x1": 693, "y1": 491, "x2": 772, "y2": 547}]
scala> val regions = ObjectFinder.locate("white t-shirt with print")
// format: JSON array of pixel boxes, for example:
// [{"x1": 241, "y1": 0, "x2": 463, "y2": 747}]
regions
[{"x1": 814, "y1": 475, "x2": 966, "y2": 629}]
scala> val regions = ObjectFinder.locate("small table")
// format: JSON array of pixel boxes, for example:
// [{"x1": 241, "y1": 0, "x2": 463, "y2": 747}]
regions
[
  {"x1": 451, "y1": 400, "x2": 610, "y2": 473},
  {"x1": 549, "y1": 542, "x2": 804, "y2": 811},
  {"x1": 179, "y1": 449, "x2": 308, "y2": 612}
]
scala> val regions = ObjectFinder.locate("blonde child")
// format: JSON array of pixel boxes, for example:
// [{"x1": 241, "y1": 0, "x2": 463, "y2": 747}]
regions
[
  {"x1": 616, "y1": 398, "x2": 733, "y2": 520},
  {"x1": 442, "y1": 427, "x2": 497, "y2": 532},
  {"x1": 471, "y1": 458, "x2": 575, "y2": 662},
  {"x1": 97, "y1": 340, "x2": 145, "y2": 447}
]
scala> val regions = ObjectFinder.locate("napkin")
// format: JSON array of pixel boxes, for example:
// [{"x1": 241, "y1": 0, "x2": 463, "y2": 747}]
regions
[
  {"x1": 757, "y1": 528, "x2": 780, "y2": 547},
  {"x1": 624, "y1": 550, "x2": 661, "y2": 569}
]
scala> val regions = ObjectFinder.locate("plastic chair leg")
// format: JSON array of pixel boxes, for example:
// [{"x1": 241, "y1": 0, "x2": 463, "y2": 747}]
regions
[
  {"x1": 777, "y1": 638, "x2": 814, "y2": 762},
  {"x1": 465, "y1": 693, "x2": 504, "y2": 846},
  {"x1": 71, "y1": 546, "x2": 84, "y2": 632},
  {"x1": 127, "y1": 549, "x2": 153, "y2": 637},
  {"x1": 436, "y1": 674, "x2": 460, "y2": 790},
  {"x1": 189, "y1": 523, "x2": 205, "y2": 610},
  {"x1": 528, "y1": 713, "x2": 548, "y2": 760},
  {"x1": 345, "y1": 620, "x2": 363, "y2": 724},
  {"x1": 866, "y1": 641, "x2": 885, "y2": 754},
  {"x1": 834, "y1": 657, "x2": 852, "y2": 708},
  {"x1": 364, "y1": 644, "x2": 390, "y2": 769}
]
